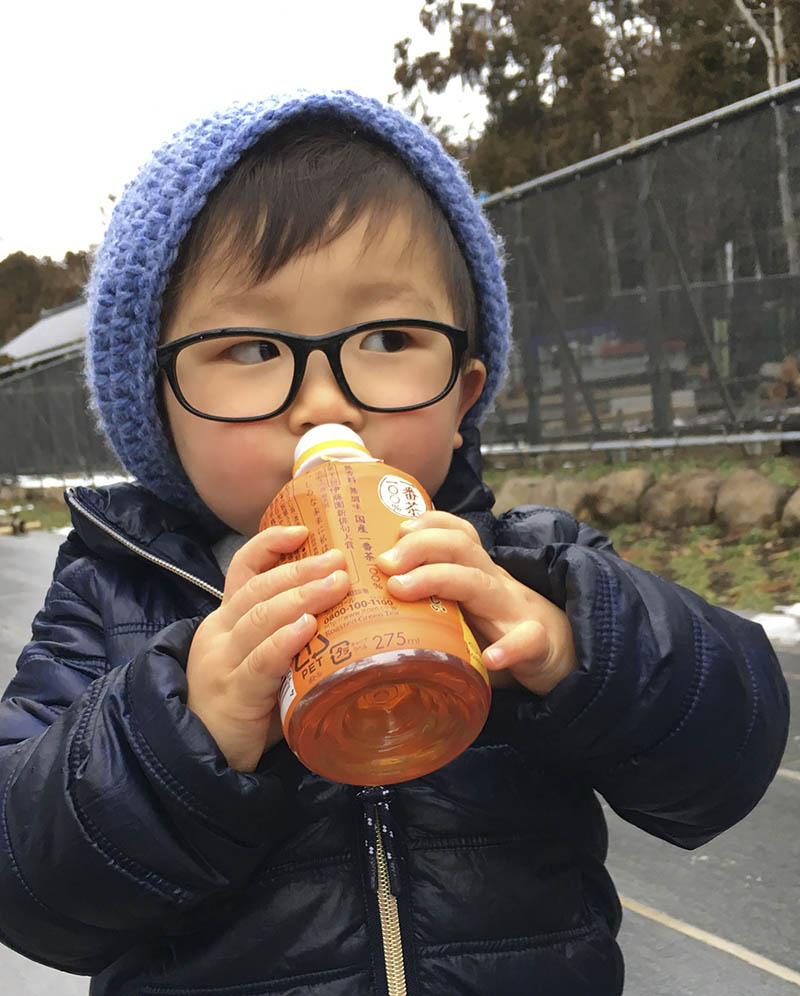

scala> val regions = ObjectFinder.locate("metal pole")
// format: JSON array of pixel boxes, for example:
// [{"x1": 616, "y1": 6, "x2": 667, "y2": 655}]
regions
[
  {"x1": 652, "y1": 197, "x2": 738, "y2": 422},
  {"x1": 482, "y1": 429, "x2": 800, "y2": 457},
  {"x1": 636, "y1": 160, "x2": 673, "y2": 435},
  {"x1": 511, "y1": 201, "x2": 543, "y2": 444},
  {"x1": 519, "y1": 231, "x2": 603, "y2": 434}
]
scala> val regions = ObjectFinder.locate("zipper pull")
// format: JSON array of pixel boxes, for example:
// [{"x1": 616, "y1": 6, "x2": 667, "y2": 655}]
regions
[{"x1": 358, "y1": 786, "x2": 403, "y2": 896}]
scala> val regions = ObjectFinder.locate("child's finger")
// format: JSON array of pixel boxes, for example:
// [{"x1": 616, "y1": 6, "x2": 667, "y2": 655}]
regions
[
  {"x1": 222, "y1": 525, "x2": 310, "y2": 602},
  {"x1": 224, "y1": 546, "x2": 347, "y2": 622},
  {"x1": 385, "y1": 562, "x2": 496, "y2": 607},
  {"x1": 230, "y1": 569, "x2": 351, "y2": 662},
  {"x1": 377, "y1": 526, "x2": 488, "y2": 576},
  {"x1": 483, "y1": 620, "x2": 549, "y2": 670},
  {"x1": 398, "y1": 508, "x2": 480, "y2": 534},
  {"x1": 483, "y1": 620, "x2": 576, "y2": 697},
  {"x1": 240, "y1": 610, "x2": 320, "y2": 686}
]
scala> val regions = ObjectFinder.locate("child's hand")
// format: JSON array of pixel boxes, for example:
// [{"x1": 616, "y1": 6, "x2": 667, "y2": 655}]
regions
[
  {"x1": 376, "y1": 511, "x2": 577, "y2": 696},
  {"x1": 186, "y1": 526, "x2": 350, "y2": 772}
]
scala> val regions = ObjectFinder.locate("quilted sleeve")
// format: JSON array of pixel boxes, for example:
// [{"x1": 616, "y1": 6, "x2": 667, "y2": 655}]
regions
[
  {"x1": 0, "y1": 541, "x2": 298, "y2": 974},
  {"x1": 488, "y1": 505, "x2": 790, "y2": 849}
]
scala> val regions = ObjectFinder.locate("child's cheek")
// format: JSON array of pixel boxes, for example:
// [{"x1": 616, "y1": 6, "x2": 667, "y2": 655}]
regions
[{"x1": 174, "y1": 420, "x2": 291, "y2": 535}]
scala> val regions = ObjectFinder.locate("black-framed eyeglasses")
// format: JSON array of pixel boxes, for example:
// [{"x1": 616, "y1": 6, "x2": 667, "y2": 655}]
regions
[{"x1": 156, "y1": 318, "x2": 469, "y2": 422}]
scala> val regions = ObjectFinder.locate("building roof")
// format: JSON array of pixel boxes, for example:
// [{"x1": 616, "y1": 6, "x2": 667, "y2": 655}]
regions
[{"x1": 0, "y1": 299, "x2": 87, "y2": 374}]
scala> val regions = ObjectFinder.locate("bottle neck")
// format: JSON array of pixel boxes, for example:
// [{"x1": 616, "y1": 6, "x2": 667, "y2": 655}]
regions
[{"x1": 293, "y1": 440, "x2": 377, "y2": 478}]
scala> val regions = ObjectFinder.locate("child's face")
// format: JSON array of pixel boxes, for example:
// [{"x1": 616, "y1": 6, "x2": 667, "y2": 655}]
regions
[{"x1": 161, "y1": 210, "x2": 487, "y2": 535}]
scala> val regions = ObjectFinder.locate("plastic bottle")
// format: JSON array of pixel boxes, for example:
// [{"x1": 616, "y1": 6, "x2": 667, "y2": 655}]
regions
[{"x1": 259, "y1": 424, "x2": 491, "y2": 785}]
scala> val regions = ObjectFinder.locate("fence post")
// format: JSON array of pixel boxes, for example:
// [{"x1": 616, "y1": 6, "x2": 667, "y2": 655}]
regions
[
  {"x1": 653, "y1": 197, "x2": 738, "y2": 422},
  {"x1": 512, "y1": 201, "x2": 542, "y2": 444},
  {"x1": 516, "y1": 215, "x2": 603, "y2": 438},
  {"x1": 636, "y1": 158, "x2": 673, "y2": 435},
  {"x1": 538, "y1": 189, "x2": 580, "y2": 435}
]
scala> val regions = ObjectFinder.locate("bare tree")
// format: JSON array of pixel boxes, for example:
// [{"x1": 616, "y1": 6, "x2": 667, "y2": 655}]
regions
[{"x1": 733, "y1": 0, "x2": 799, "y2": 275}]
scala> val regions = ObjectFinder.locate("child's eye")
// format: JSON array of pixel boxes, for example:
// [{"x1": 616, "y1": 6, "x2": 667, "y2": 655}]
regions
[
  {"x1": 360, "y1": 329, "x2": 411, "y2": 353},
  {"x1": 221, "y1": 339, "x2": 281, "y2": 364}
]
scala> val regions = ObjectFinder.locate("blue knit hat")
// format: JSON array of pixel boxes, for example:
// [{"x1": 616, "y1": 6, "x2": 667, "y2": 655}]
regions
[{"x1": 87, "y1": 90, "x2": 510, "y2": 518}]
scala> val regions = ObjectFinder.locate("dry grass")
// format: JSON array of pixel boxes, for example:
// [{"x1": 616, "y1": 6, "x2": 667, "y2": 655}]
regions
[{"x1": 607, "y1": 523, "x2": 799, "y2": 612}]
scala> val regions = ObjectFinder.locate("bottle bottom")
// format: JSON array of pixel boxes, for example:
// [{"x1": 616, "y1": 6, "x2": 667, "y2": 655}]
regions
[{"x1": 285, "y1": 652, "x2": 491, "y2": 785}]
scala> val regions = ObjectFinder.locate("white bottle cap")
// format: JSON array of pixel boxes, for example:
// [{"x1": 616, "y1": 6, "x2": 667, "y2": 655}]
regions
[{"x1": 292, "y1": 424, "x2": 376, "y2": 478}]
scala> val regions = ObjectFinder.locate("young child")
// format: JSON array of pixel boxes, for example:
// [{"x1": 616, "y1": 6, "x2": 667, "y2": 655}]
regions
[{"x1": 0, "y1": 92, "x2": 789, "y2": 996}]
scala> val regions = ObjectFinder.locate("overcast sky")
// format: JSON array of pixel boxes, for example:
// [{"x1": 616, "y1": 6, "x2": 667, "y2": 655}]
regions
[{"x1": 2, "y1": 0, "x2": 487, "y2": 261}]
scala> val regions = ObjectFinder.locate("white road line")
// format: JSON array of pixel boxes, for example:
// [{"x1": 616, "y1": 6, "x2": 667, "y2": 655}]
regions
[
  {"x1": 620, "y1": 895, "x2": 800, "y2": 986},
  {"x1": 777, "y1": 767, "x2": 800, "y2": 783}
]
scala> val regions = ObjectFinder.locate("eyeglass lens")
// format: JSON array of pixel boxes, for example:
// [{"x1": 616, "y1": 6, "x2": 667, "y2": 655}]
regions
[{"x1": 172, "y1": 325, "x2": 456, "y2": 418}]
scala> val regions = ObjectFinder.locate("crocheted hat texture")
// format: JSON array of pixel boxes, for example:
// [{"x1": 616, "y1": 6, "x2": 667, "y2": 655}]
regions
[{"x1": 87, "y1": 90, "x2": 511, "y2": 519}]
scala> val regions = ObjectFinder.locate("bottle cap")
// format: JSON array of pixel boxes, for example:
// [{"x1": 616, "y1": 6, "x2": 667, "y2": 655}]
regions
[{"x1": 292, "y1": 424, "x2": 375, "y2": 478}]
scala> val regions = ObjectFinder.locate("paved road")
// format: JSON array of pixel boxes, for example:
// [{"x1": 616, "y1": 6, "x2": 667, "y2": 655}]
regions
[{"x1": 1, "y1": 530, "x2": 798, "y2": 995}]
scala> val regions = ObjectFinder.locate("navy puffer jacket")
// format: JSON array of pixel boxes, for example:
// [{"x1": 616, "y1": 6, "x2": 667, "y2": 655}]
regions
[{"x1": 0, "y1": 446, "x2": 789, "y2": 995}]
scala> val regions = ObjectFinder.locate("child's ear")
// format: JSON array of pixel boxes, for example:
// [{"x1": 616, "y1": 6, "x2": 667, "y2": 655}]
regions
[{"x1": 453, "y1": 359, "x2": 487, "y2": 449}]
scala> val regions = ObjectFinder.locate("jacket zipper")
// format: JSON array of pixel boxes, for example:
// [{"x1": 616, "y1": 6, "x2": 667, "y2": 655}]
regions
[
  {"x1": 375, "y1": 828, "x2": 407, "y2": 996},
  {"x1": 360, "y1": 787, "x2": 409, "y2": 995},
  {"x1": 65, "y1": 488, "x2": 224, "y2": 600}
]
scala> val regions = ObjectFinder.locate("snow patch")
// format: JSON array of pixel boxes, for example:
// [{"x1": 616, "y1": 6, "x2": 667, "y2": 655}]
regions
[
  {"x1": 15, "y1": 473, "x2": 131, "y2": 489},
  {"x1": 743, "y1": 604, "x2": 800, "y2": 650}
]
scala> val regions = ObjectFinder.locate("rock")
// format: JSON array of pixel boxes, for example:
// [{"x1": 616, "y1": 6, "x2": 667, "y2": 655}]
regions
[
  {"x1": 590, "y1": 468, "x2": 655, "y2": 526},
  {"x1": 555, "y1": 479, "x2": 593, "y2": 519},
  {"x1": 491, "y1": 465, "x2": 792, "y2": 533},
  {"x1": 0, "y1": 485, "x2": 28, "y2": 505},
  {"x1": 715, "y1": 469, "x2": 782, "y2": 532},
  {"x1": 780, "y1": 487, "x2": 800, "y2": 535},
  {"x1": 492, "y1": 474, "x2": 593, "y2": 518},
  {"x1": 640, "y1": 469, "x2": 722, "y2": 528},
  {"x1": 492, "y1": 474, "x2": 558, "y2": 514}
]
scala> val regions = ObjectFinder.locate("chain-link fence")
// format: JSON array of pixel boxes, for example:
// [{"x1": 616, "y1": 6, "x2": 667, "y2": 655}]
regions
[
  {"x1": 0, "y1": 353, "x2": 120, "y2": 480},
  {"x1": 480, "y1": 78, "x2": 800, "y2": 451},
  {"x1": 2, "y1": 81, "x2": 800, "y2": 479}
]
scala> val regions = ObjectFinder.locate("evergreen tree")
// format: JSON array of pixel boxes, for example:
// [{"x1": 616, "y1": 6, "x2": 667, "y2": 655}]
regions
[
  {"x1": 394, "y1": 0, "x2": 797, "y2": 192},
  {"x1": 0, "y1": 251, "x2": 89, "y2": 348}
]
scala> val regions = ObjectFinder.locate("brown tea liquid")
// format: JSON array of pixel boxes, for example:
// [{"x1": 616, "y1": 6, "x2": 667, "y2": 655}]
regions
[{"x1": 260, "y1": 424, "x2": 490, "y2": 785}]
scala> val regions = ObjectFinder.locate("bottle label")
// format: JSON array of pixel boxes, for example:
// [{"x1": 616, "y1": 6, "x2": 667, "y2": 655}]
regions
[
  {"x1": 377, "y1": 474, "x2": 427, "y2": 517},
  {"x1": 260, "y1": 460, "x2": 490, "y2": 730},
  {"x1": 278, "y1": 670, "x2": 297, "y2": 714}
]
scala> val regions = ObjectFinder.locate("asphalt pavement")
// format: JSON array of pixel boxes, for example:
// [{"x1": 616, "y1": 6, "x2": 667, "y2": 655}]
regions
[{"x1": 0, "y1": 529, "x2": 798, "y2": 995}]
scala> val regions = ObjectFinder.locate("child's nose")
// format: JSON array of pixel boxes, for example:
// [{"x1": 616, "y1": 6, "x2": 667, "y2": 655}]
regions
[{"x1": 286, "y1": 352, "x2": 365, "y2": 434}]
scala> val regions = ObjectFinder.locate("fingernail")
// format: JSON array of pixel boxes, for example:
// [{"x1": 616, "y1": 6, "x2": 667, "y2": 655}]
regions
[
  {"x1": 379, "y1": 548, "x2": 401, "y2": 566},
  {"x1": 400, "y1": 519, "x2": 422, "y2": 531},
  {"x1": 293, "y1": 613, "x2": 313, "y2": 632},
  {"x1": 484, "y1": 647, "x2": 506, "y2": 668},
  {"x1": 318, "y1": 549, "x2": 338, "y2": 566},
  {"x1": 285, "y1": 525, "x2": 307, "y2": 536},
  {"x1": 321, "y1": 570, "x2": 345, "y2": 589},
  {"x1": 390, "y1": 573, "x2": 411, "y2": 588}
]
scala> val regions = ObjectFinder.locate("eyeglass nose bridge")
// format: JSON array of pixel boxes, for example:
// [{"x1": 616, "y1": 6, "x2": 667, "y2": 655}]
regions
[{"x1": 280, "y1": 329, "x2": 365, "y2": 414}]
